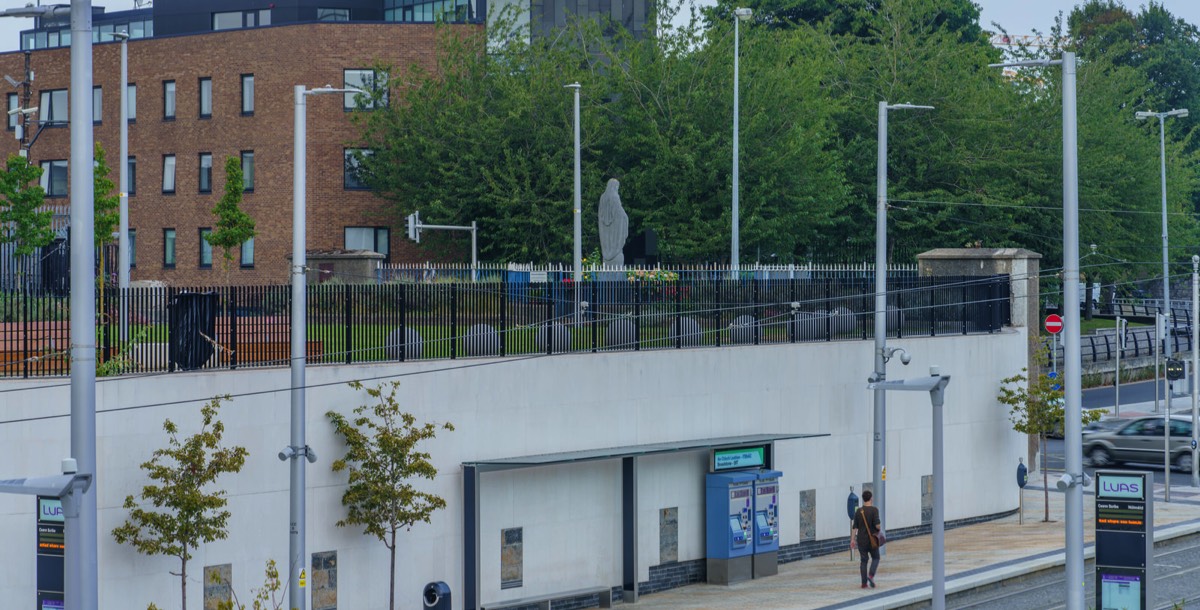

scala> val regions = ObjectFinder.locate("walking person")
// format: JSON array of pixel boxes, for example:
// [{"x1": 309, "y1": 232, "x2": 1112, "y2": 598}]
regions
[{"x1": 851, "y1": 490, "x2": 881, "y2": 588}]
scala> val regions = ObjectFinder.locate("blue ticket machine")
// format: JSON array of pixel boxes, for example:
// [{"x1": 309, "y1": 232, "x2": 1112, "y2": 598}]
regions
[
  {"x1": 705, "y1": 471, "x2": 756, "y2": 585},
  {"x1": 753, "y1": 469, "x2": 782, "y2": 578}
]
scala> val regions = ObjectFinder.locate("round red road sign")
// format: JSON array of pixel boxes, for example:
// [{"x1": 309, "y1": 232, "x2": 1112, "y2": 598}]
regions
[{"x1": 1045, "y1": 314, "x2": 1064, "y2": 334}]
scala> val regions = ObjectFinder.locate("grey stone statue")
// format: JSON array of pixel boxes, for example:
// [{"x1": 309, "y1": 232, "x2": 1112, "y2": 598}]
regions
[{"x1": 598, "y1": 178, "x2": 629, "y2": 266}]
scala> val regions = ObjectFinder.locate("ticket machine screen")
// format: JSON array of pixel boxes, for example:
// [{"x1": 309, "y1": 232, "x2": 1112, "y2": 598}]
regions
[
  {"x1": 755, "y1": 483, "x2": 778, "y2": 543},
  {"x1": 731, "y1": 487, "x2": 751, "y2": 548}
]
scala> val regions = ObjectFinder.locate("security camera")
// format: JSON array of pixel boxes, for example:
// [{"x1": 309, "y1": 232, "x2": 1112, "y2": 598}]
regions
[
  {"x1": 305, "y1": 448, "x2": 318, "y2": 464},
  {"x1": 278, "y1": 447, "x2": 293, "y2": 461},
  {"x1": 899, "y1": 351, "x2": 911, "y2": 365},
  {"x1": 3, "y1": 75, "x2": 19, "y2": 88},
  {"x1": 1056, "y1": 473, "x2": 1073, "y2": 491}
]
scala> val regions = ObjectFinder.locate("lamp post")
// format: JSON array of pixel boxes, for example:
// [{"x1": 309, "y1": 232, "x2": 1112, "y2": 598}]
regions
[
  {"x1": 565, "y1": 82, "x2": 581, "y2": 284},
  {"x1": 731, "y1": 6, "x2": 751, "y2": 274},
  {"x1": 1192, "y1": 255, "x2": 1198, "y2": 488},
  {"x1": 991, "y1": 52, "x2": 1084, "y2": 610},
  {"x1": 1136, "y1": 109, "x2": 1188, "y2": 321},
  {"x1": 285, "y1": 84, "x2": 363, "y2": 610},
  {"x1": 868, "y1": 367, "x2": 951, "y2": 610},
  {"x1": 872, "y1": 102, "x2": 932, "y2": 540},
  {"x1": 113, "y1": 30, "x2": 129, "y2": 342}
]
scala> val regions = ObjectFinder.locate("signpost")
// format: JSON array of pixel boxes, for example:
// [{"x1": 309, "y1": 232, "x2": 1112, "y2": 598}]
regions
[
  {"x1": 1094, "y1": 471, "x2": 1152, "y2": 610},
  {"x1": 37, "y1": 496, "x2": 65, "y2": 609},
  {"x1": 1046, "y1": 314, "x2": 1063, "y2": 377}
]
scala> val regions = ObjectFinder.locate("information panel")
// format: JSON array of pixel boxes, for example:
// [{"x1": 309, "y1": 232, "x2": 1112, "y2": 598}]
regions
[
  {"x1": 712, "y1": 447, "x2": 766, "y2": 472},
  {"x1": 1095, "y1": 471, "x2": 1152, "y2": 610},
  {"x1": 36, "y1": 496, "x2": 64, "y2": 610}
]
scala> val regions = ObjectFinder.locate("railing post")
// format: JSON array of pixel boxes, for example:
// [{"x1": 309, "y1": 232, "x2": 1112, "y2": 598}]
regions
[
  {"x1": 546, "y1": 280, "x2": 554, "y2": 355},
  {"x1": 752, "y1": 278, "x2": 760, "y2": 345},
  {"x1": 591, "y1": 279, "x2": 598, "y2": 353},
  {"x1": 451, "y1": 283, "x2": 458, "y2": 360},
  {"x1": 634, "y1": 280, "x2": 642, "y2": 351},
  {"x1": 789, "y1": 277, "x2": 797, "y2": 344},
  {"x1": 675, "y1": 278, "x2": 683, "y2": 349},
  {"x1": 22, "y1": 286, "x2": 29, "y2": 379},
  {"x1": 929, "y1": 278, "x2": 937, "y2": 337},
  {"x1": 344, "y1": 284, "x2": 352, "y2": 365},
  {"x1": 500, "y1": 274, "x2": 507, "y2": 357},
  {"x1": 715, "y1": 278, "x2": 722, "y2": 348},
  {"x1": 825, "y1": 277, "x2": 833, "y2": 341},
  {"x1": 230, "y1": 286, "x2": 239, "y2": 370},
  {"x1": 961, "y1": 280, "x2": 968, "y2": 335},
  {"x1": 399, "y1": 284, "x2": 407, "y2": 362},
  {"x1": 167, "y1": 286, "x2": 177, "y2": 373}
]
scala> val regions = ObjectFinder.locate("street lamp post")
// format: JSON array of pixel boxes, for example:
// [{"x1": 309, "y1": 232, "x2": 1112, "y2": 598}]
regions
[
  {"x1": 285, "y1": 84, "x2": 362, "y2": 610},
  {"x1": 114, "y1": 31, "x2": 129, "y2": 343},
  {"x1": 1192, "y1": 255, "x2": 1198, "y2": 488},
  {"x1": 731, "y1": 7, "x2": 751, "y2": 274},
  {"x1": 991, "y1": 52, "x2": 1084, "y2": 610},
  {"x1": 868, "y1": 368, "x2": 951, "y2": 610},
  {"x1": 1136, "y1": 109, "x2": 1188, "y2": 321},
  {"x1": 565, "y1": 83, "x2": 581, "y2": 284},
  {"x1": 872, "y1": 101, "x2": 932, "y2": 542}
]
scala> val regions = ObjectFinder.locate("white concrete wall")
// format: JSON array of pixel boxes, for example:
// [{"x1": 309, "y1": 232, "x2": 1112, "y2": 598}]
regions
[{"x1": 0, "y1": 328, "x2": 1027, "y2": 610}]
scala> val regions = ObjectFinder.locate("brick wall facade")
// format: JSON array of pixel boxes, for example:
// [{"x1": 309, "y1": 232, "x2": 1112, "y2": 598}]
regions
[{"x1": 0, "y1": 22, "x2": 469, "y2": 285}]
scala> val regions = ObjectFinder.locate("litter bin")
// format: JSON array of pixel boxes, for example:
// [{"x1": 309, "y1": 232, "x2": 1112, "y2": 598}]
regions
[
  {"x1": 169, "y1": 292, "x2": 218, "y2": 371},
  {"x1": 423, "y1": 581, "x2": 450, "y2": 609}
]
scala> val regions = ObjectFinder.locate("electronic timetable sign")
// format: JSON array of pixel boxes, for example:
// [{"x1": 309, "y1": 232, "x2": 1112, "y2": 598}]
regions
[
  {"x1": 36, "y1": 496, "x2": 65, "y2": 610},
  {"x1": 1094, "y1": 471, "x2": 1153, "y2": 610},
  {"x1": 711, "y1": 446, "x2": 767, "y2": 472}
]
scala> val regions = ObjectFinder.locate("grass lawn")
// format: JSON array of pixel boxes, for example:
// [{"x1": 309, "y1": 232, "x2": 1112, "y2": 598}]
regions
[{"x1": 1080, "y1": 318, "x2": 1149, "y2": 335}]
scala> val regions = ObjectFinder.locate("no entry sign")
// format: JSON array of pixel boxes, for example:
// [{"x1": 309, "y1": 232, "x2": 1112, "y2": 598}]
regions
[{"x1": 1045, "y1": 314, "x2": 1064, "y2": 334}]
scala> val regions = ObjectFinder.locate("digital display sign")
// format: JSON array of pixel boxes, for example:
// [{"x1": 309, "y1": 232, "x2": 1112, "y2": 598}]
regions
[
  {"x1": 1096, "y1": 501, "x2": 1145, "y2": 531},
  {"x1": 1100, "y1": 573, "x2": 1141, "y2": 610},
  {"x1": 1095, "y1": 472, "x2": 1152, "y2": 610},
  {"x1": 713, "y1": 446, "x2": 765, "y2": 471},
  {"x1": 36, "y1": 496, "x2": 65, "y2": 610}
]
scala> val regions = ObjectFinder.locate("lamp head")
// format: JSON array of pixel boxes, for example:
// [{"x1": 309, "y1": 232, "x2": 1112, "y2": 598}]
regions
[
  {"x1": 734, "y1": 7, "x2": 752, "y2": 20},
  {"x1": 1135, "y1": 111, "x2": 1154, "y2": 120},
  {"x1": 111, "y1": 31, "x2": 130, "y2": 41},
  {"x1": 1168, "y1": 108, "x2": 1189, "y2": 118}
]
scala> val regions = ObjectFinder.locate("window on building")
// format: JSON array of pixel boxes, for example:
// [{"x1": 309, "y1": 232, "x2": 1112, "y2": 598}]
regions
[
  {"x1": 343, "y1": 69, "x2": 387, "y2": 110},
  {"x1": 345, "y1": 227, "x2": 390, "y2": 261},
  {"x1": 343, "y1": 148, "x2": 372, "y2": 189},
  {"x1": 241, "y1": 237, "x2": 255, "y2": 268},
  {"x1": 199, "y1": 78, "x2": 212, "y2": 118},
  {"x1": 162, "y1": 80, "x2": 175, "y2": 119},
  {"x1": 384, "y1": 0, "x2": 473, "y2": 23},
  {"x1": 127, "y1": 83, "x2": 137, "y2": 122},
  {"x1": 162, "y1": 154, "x2": 176, "y2": 194},
  {"x1": 241, "y1": 151, "x2": 255, "y2": 192},
  {"x1": 92, "y1": 86, "x2": 102, "y2": 124},
  {"x1": 7, "y1": 93, "x2": 17, "y2": 130},
  {"x1": 129, "y1": 228, "x2": 137, "y2": 268},
  {"x1": 199, "y1": 153, "x2": 212, "y2": 193},
  {"x1": 318, "y1": 8, "x2": 351, "y2": 21},
  {"x1": 39, "y1": 89, "x2": 67, "y2": 124},
  {"x1": 127, "y1": 156, "x2": 136, "y2": 195},
  {"x1": 163, "y1": 228, "x2": 176, "y2": 268},
  {"x1": 213, "y1": 9, "x2": 271, "y2": 30},
  {"x1": 39, "y1": 160, "x2": 67, "y2": 197},
  {"x1": 199, "y1": 228, "x2": 213, "y2": 268},
  {"x1": 241, "y1": 74, "x2": 254, "y2": 115}
]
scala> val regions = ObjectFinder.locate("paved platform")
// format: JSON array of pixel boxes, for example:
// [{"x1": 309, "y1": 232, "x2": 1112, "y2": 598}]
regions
[{"x1": 631, "y1": 482, "x2": 1200, "y2": 610}]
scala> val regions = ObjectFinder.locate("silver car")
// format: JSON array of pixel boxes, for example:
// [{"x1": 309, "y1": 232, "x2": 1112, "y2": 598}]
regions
[{"x1": 1083, "y1": 415, "x2": 1195, "y2": 471}]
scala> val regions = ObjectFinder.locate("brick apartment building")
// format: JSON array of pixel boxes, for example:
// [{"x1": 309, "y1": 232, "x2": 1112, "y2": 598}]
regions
[
  {"x1": 1, "y1": 1, "x2": 481, "y2": 286},
  {"x1": 0, "y1": 0, "x2": 650, "y2": 286}
]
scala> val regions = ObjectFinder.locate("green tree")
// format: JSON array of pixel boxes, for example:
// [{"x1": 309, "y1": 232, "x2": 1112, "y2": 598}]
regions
[
  {"x1": 998, "y1": 361, "x2": 1101, "y2": 522},
  {"x1": 327, "y1": 381, "x2": 454, "y2": 610},
  {"x1": 0, "y1": 153, "x2": 52, "y2": 280},
  {"x1": 205, "y1": 156, "x2": 256, "y2": 275},
  {"x1": 112, "y1": 397, "x2": 249, "y2": 610},
  {"x1": 94, "y1": 142, "x2": 120, "y2": 322}
]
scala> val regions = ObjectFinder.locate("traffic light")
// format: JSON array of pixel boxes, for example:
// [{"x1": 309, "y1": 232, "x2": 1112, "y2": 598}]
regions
[{"x1": 406, "y1": 210, "x2": 421, "y2": 243}]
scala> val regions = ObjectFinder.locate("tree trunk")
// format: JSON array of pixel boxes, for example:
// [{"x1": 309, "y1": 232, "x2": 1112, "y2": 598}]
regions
[
  {"x1": 181, "y1": 556, "x2": 188, "y2": 610},
  {"x1": 389, "y1": 530, "x2": 397, "y2": 610},
  {"x1": 1041, "y1": 434, "x2": 1050, "y2": 522}
]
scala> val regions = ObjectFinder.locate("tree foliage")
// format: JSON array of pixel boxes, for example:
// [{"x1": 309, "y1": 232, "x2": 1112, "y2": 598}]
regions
[
  {"x1": 353, "y1": 0, "x2": 1200, "y2": 274},
  {"x1": 93, "y1": 142, "x2": 120, "y2": 251},
  {"x1": 327, "y1": 381, "x2": 453, "y2": 610},
  {"x1": 112, "y1": 397, "x2": 249, "y2": 610},
  {"x1": 0, "y1": 153, "x2": 51, "y2": 258},
  {"x1": 206, "y1": 156, "x2": 256, "y2": 272},
  {"x1": 998, "y1": 359, "x2": 1101, "y2": 521}
]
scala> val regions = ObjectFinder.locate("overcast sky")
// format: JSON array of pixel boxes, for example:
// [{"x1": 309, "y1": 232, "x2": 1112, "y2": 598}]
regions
[{"x1": 0, "y1": 0, "x2": 1197, "y2": 53}]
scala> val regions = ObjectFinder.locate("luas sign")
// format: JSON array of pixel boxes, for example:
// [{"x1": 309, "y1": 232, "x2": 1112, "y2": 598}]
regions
[{"x1": 1097, "y1": 475, "x2": 1144, "y2": 500}]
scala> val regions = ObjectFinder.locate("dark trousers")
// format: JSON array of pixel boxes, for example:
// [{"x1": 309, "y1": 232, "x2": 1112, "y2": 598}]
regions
[{"x1": 859, "y1": 546, "x2": 880, "y2": 584}]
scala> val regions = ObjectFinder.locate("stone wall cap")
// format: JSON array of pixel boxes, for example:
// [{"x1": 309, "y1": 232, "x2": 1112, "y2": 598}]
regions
[{"x1": 917, "y1": 248, "x2": 1042, "y2": 260}]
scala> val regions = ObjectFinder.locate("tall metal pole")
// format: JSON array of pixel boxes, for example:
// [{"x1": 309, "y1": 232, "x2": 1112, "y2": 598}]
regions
[
  {"x1": 1191, "y1": 255, "x2": 1198, "y2": 488},
  {"x1": 67, "y1": 2, "x2": 98, "y2": 609},
  {"x1": 289, "y1": 84, "x2": 309, "y2": 610},
  {"x1": 117, "y1": 32, "x2": 129, "y2": 342},
  {"x1": 1115, "y1": 317, "x2": 1123, "y2": 418},
  {"x1": 1159, "y1": 115, "x2": 1170, "y2": 322},
  {"x1": 1061, "y1": 51, "x2": 1085, "y2": 610},
  {"x1": 731, "y1": 16, "x2": 740, "y2": 274},
  {"x1": 569, "y1": 83, "x2": 581, "y2": 283},
  {"x1": 873, "y1": 101, "x2": 888, "y2": 537},
  {"x1": 931, "y1": 375, "x2": 946, "y2": 610}
]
